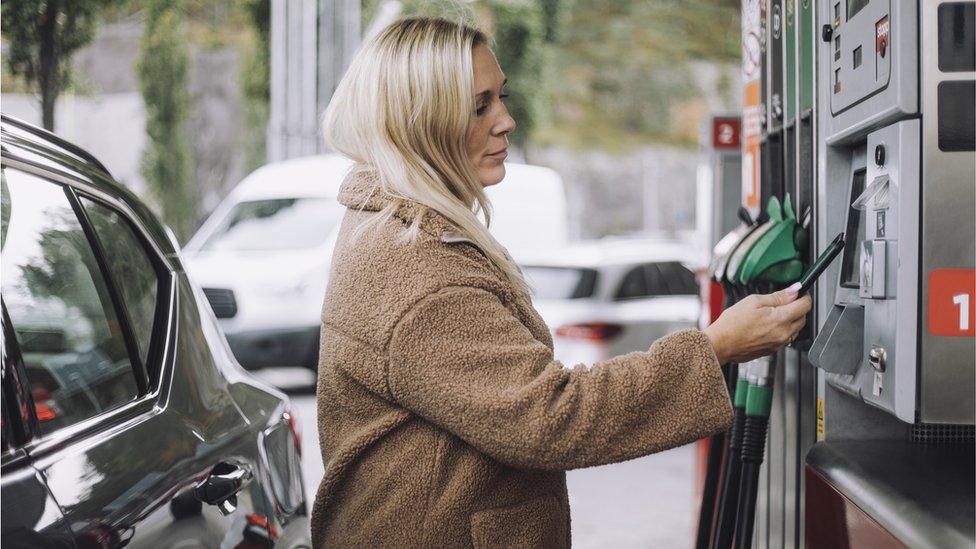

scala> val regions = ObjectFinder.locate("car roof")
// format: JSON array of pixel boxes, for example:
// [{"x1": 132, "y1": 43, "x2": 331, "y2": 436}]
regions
[
  {"x1": 518, "y1": 237, "x2": 707, "y2": 269},
  {"x1": 1, "y1": 114, "x2": 113, "y2": 180},
  {"x1": 0, "y1": 115, "x2": 179, "y2": 258},
  {"x1": 230, "y1": 154, "x2": 355, "y2": 200}
]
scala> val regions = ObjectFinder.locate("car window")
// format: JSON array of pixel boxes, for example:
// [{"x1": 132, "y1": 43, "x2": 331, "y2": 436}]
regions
[
  {"x1": 522, "y1": 266, "x2": 598, "y2": 299},
  {"x1": 644, "y1": 264, "x2": 671, "y2": 296},
  {"x1": 616, "y1": 262, "x2": 699, "y2": 300},
  {"x1": 200, "y1": 197, "x2": 344, "y2": 252},
  {"x1": 0, "y1": 168, "x2": 139, "y2": 434},
  {"x1": 657, "y1": 262, "x2": 699, "y2": 295},
  {"x1": 79, "y1": 197, "x2": 160, "y2": 366},
  {"x1": 615, "y1": 266, "x2": 648, "y2": 300}
]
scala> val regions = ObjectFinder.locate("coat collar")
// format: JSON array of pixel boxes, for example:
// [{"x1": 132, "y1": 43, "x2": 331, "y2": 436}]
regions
[{"x1": 337, "y1": 169, "x2": 472, "y2": 244}]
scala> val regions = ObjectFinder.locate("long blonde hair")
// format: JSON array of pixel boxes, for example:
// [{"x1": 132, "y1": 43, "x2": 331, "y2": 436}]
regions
[{"x1": 322, "y1": 16, "x2": 530, "y2": 296}]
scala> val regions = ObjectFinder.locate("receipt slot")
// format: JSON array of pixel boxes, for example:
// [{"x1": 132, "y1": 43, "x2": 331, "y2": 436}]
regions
[{"x1": 812, "y1": 0, "x2": 974, "y2": 425}]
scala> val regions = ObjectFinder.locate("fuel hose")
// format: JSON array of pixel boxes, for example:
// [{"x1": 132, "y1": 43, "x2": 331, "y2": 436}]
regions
[
  {"x1": 710, "y1": 364, "x2": 749, "y2": 548},
  {"x1": 733, "y1": 362, "x2": 774, "y2": 549}
]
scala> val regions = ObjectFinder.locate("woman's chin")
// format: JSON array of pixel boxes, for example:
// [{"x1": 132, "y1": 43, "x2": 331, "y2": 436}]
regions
[{"x1": 479, "y1": 163, "x2": 506, "y2": 187}]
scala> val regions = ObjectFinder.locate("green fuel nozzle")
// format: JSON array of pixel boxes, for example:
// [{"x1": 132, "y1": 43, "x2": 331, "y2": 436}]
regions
[{"x1": 737, "y1": 193, "x2": 808, "y2": 287}]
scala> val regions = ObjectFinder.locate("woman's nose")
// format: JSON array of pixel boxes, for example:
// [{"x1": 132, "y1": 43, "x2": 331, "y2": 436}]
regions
[{"x1": 494, "y1": 105, "x2": 516, "y2": 136}]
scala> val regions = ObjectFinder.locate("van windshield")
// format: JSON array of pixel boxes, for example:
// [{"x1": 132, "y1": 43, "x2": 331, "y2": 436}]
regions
[{"x1": 201, "y1": 198, "x2": 343, "y2": 251}]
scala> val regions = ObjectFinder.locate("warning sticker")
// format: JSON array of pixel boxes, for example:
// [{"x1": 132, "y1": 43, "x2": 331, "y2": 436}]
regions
[
  {"x1": 875, "y1": 15, "x2": 890, "y2": 56},
  {"x1": 816, "y1": 398, "x2": 824, "y2": 440}
]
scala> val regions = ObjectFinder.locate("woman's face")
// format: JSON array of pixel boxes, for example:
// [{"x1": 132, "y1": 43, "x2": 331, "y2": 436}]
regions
[{"x1": 466, "y1": 44, "x2": 516, "y2": 187}]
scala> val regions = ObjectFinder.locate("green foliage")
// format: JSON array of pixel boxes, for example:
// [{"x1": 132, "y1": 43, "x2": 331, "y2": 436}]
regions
[
  {"x1": 401, "y1": 0, "x2": 477, "y2": 25},
  {"x1": 543, "y1": 0, "x2": 740, "y2": 150},
  {"x1": 138, "y1": 1, "x2": 195, "y2": 242},
  {"x1": 483, "y1": 0, "x2": 545, "y2": 151},
  {"x1": 241, "y1": 0, "x2": 271, "y2": 173},
  {"x1": 2, "y1": 0, "x2": 125, "y2": 130},
  {"x1": 537, "y1": 0, "x2": 565, "y2": 43}
]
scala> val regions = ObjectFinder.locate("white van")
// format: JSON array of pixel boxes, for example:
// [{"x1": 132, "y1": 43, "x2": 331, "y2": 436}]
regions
[{"x1": 183, "y1": 155, "x2": 567, "y2": 370}]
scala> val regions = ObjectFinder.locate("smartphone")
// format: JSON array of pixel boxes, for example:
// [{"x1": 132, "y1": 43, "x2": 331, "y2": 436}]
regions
[{"x1": 797, "y1": 233, "x2": 846, "y2": 295}]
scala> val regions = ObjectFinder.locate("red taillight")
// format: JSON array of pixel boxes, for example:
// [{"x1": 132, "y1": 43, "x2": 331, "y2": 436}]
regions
[
  {"x1": 36, "y1": 403, "x2": 57, "y2": 422},
  {"x1": 283, "y1": 409, "x2": 302, "y2": 457},
  {"x1": 30, "y1": 388, "x2": 57, "y2": 421},
  {"x1": 247, "y1": 513, "x2": 279, "y2": 540},
  {"x1": 555, "y1": 323, "x2": 624, "y2": 342}
]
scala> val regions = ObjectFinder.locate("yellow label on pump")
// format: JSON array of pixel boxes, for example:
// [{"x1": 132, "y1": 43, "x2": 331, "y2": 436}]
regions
[{"x1": 816, "y1": 398, "x2": 825, "y2": 440}]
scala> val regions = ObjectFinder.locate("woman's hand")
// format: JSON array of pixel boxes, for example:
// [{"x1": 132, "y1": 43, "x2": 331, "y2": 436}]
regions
[{"x1": 703, "y1": 283, "x2": 813, "y2": 364}]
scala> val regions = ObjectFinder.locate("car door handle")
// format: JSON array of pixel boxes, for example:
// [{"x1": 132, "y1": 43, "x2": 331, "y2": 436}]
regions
[{"x1": 195, "y1": 461, "x2": 253, "y2": 516}]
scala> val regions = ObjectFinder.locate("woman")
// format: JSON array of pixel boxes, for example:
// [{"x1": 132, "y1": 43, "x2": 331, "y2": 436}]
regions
[{"x1": 312, "y1": 17, "x2": 811, "y2": 547}]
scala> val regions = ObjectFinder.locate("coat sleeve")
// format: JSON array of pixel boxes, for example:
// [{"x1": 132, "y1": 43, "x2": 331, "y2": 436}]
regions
[{"x1": 386, "y1": 285, "x2": 732, "y2": 471}]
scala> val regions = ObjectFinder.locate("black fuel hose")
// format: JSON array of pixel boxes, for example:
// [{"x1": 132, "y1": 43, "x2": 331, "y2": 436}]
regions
[
  {"x1": 710, "y1": 370, "x2": 748, "y2": 548},
  {"x1": 732, "y1": 380, "x2": 773, "y2": 549}
]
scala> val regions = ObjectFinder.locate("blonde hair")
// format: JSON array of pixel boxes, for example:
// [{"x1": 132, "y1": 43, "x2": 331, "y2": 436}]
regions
[{"x1": 323, "y1": 16, "x2": 530, "y2": 296}]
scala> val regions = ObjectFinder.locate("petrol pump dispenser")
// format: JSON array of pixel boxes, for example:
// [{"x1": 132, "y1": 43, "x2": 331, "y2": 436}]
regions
[
  {"x1": 811, "y1": 0, "x2": 975, "y2": 425},
  {"x1": 714, "y1": 0, "x2": 973, "y2": 546}
]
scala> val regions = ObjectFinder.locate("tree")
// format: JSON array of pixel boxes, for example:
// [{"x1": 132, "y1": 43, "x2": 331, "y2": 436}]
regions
[
  {"x1": 138, "y1": 1, "x2": 196, "y2": 242},
  {"x1": 2, "y1": 0, "x2": 122, "y2": 131},
  {"x1": 241, "y1": 0, "x2": 271, "y2": 173},
  {"x1": 483, "y1": 0, "x2": 546, "y2": 152},
  {"x1": 542, "y1": 0, "x2": 741, "y2": 150}
]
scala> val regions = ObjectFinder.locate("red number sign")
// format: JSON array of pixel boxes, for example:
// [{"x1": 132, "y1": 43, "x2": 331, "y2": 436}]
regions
[
  {"x1": 928, "y1": 269, "x2": 976, "y2": 337},
  {"x1": 712, "y1": 117, "x2": 741, "y2": 150}
]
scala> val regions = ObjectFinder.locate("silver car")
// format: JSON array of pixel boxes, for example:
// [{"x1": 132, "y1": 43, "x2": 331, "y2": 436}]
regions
[{"x1": 520, "y1": 238, "x2": 706, "y2": 368}]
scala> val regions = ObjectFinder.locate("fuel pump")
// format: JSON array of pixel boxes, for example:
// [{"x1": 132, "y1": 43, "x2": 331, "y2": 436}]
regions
[
  {"x1": 716, "y1": 0, "x2": 971, "y2": 546},
  {"x1": 801, "y1": 1, "x2": 974, "y2": 546},
  {"x1": 810, "y1": 0, "x2": 974, "y2": 424}
]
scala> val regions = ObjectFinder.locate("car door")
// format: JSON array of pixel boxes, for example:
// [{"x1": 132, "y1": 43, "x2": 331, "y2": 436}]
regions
[
  {"x1": 1, "y1": 316, "x2": 74, "y2": 549},
  {"x1": 0, "y1": 163, "x2": 272, "y2": 548}
]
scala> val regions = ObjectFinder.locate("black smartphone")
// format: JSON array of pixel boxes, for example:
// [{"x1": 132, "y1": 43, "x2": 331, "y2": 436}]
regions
[{"x1": 797, "y1": 233, "x2": 845, "y2": 295}]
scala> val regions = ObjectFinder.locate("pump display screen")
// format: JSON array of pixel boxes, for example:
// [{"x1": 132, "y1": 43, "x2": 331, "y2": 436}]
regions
[
  {"x1": 848, "y1": 0, "x2": 869, "y2": 19},
  {"x1": 840, "y1": 169, "x2": 867, "y2": 288}
]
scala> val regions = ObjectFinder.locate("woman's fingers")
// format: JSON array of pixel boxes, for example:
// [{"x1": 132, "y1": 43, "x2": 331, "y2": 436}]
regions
[
  {"x1": 755, "y1": 283, "x2": 802, "y2": 307},
  {"x1": 778, "y1": 294, "x2": 812, "y2": 322}
]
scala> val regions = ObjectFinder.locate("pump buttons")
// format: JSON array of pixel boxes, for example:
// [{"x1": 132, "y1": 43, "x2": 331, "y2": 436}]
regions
[{"x1": 875, "y1": 144, "x2": 886, "y2": 166}]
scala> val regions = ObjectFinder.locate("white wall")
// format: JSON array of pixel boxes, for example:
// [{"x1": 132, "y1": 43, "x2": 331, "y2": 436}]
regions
[{"x1": 2, "y1": 92, "x2": 148, "y2": 197}]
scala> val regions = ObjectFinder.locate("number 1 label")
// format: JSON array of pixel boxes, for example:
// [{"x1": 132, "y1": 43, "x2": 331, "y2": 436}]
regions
[
  {"x1": 954, "y1": 293, "x2": 971, "y2": 331},
  {"x1": 929, "y1": 270, "x2": 976, "y2": 337}
]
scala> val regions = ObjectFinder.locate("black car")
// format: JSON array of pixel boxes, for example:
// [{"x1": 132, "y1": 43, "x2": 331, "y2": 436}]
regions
[{"x1": 0, "y1": 115, "x2": 311, "y2": 548}]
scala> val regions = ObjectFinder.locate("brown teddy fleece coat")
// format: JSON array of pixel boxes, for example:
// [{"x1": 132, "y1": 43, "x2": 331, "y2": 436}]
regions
[{"x1": 311, "y1": 171, "x2": 733, "y2": 548}]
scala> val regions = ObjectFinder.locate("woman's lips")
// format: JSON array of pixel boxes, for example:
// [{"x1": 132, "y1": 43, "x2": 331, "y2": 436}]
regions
[{"x1": 487, "y1": 148, "x2": 508, "y2": 159}]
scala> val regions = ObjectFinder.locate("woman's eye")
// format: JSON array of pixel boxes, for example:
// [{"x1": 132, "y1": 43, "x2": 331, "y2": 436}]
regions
[
  {"x1": 476, "y1": 104, "x2": 488, "y2": 116},
  {"x1": 499, "y1": 93, "x2": 510, "y2": 101}
]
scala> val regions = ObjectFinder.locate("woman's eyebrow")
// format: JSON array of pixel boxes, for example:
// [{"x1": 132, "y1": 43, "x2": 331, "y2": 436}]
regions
[{"x1": 476, "y1": 78, "x2": 508, "y2": 99}]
